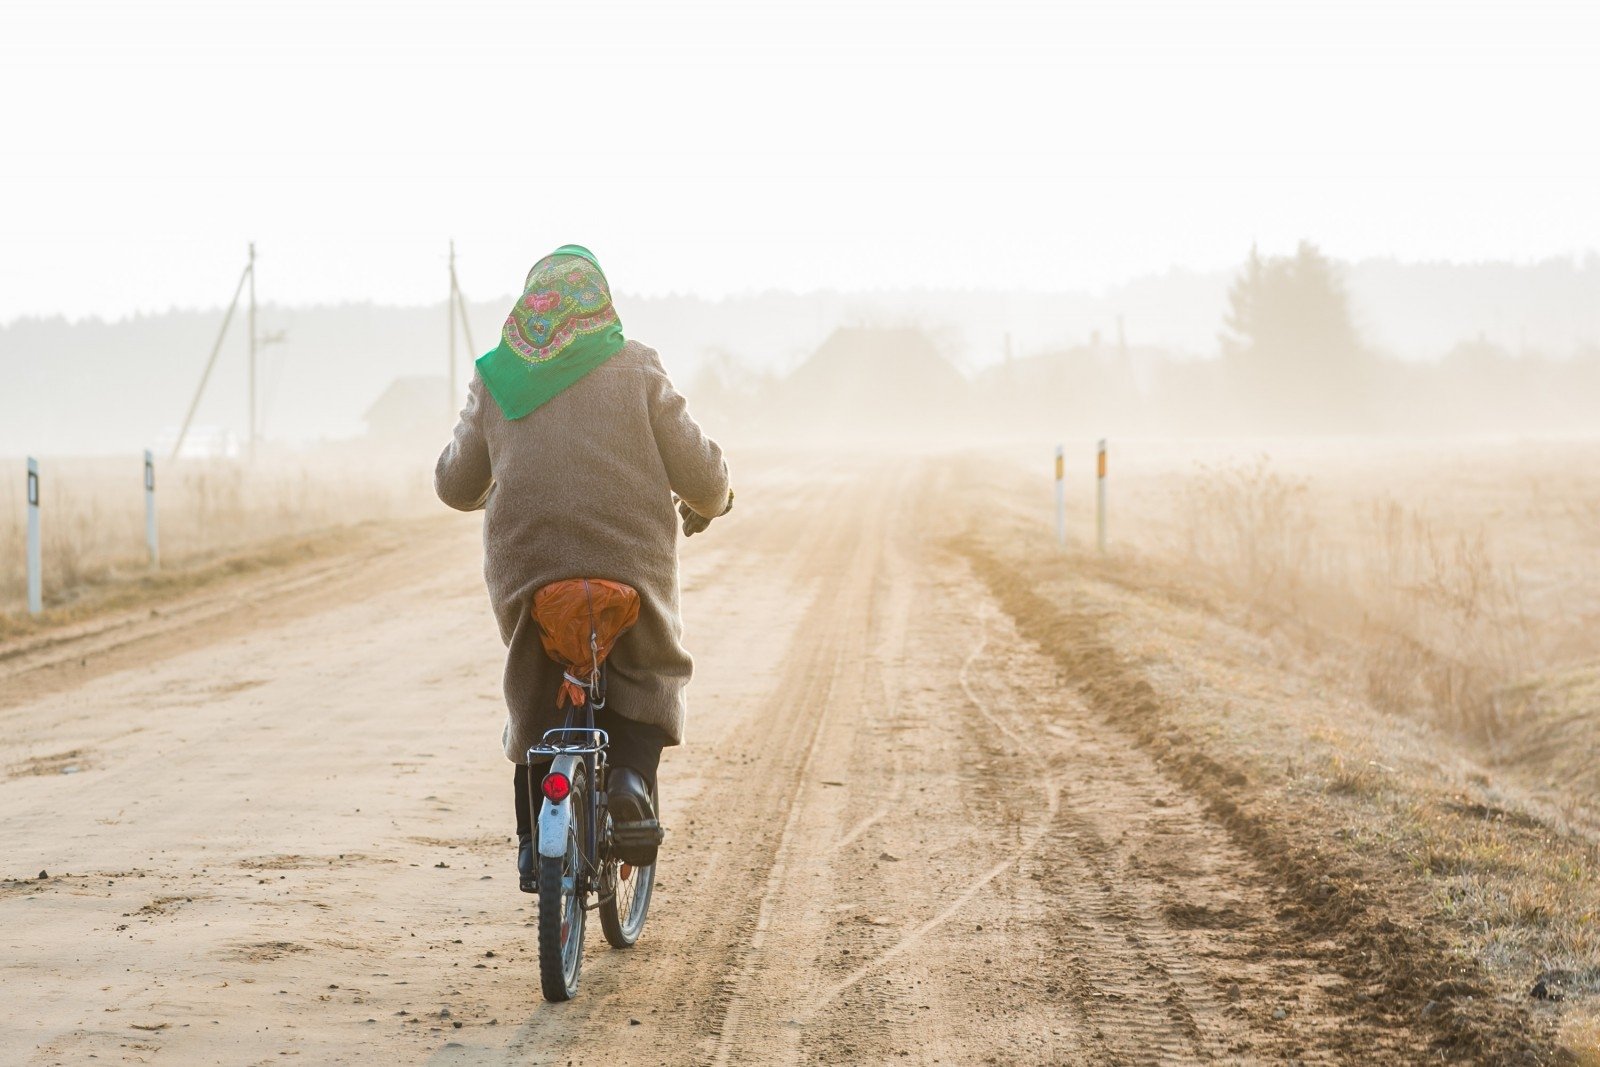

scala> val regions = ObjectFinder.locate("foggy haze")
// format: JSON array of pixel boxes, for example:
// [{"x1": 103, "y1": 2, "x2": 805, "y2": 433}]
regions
[
  {"x1": 2, "y1": 0, "x2": 1598, "y2": 453},
  {"x1": 3, "y1": 249, "x2": 1598, "y2": 455},
  {"x1": 4, "y1": 1, "x2": 1600, "y2": 320}
]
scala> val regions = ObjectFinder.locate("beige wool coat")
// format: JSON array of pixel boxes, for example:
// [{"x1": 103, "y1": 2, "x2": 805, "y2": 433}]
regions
[{"x1": 434, "y1": 339, "x2": 731, "y2": 762}]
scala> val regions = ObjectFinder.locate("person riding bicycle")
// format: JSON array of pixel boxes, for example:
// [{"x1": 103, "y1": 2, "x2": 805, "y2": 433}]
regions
[{"x1": 433, "y1": 244, "x2": 732, "y2": 891}]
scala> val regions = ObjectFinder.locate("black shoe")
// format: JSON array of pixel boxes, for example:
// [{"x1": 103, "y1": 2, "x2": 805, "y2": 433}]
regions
[
  {"x1": 608, "y1": 767, "x2": 664, "y2": 867},
  {"x1": 517, "y1": 832, "x2": 537, "y2": 893}
]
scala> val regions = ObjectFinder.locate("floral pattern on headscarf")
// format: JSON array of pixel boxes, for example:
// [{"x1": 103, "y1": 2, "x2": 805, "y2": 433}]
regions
[
  {"x1": 503, "y1": 253, "x2": 619, "y2": 363},
  {"x1": 474, "y1": 244, "x2": 628, "y2": 420}
]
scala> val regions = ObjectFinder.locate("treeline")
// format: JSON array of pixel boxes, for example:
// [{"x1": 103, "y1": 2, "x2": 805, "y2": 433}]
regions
[
  {"x1": 4, "y1": 244, "x2": 1598, "y2": 454},
  {"x1": 693, "y1": 244, "x2": 1600, "y2": 440},
  {"x1": 959, "y1": 335, "x2": 1600, "y2": 438}
]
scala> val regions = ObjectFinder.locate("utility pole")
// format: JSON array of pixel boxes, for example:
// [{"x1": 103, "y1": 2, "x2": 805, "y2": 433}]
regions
[
  {"x1": 448, "y1": 239, "x2": 457, "y2": 423},
  {"x1": 248, "y1": 241, "x2": 257, "y2": 459},
  {"x1": 446, "y1": 241, "x2": 476, "y2": 421},
  {"x1": 174, "y1": 244, "x2": 282, "y2": 461},
  {"x1": 453, "y1": 249, "x2": 474, "y2": 357},
  {"x1": 173, "y1": 252, "x2": 252, "y2": 461}
]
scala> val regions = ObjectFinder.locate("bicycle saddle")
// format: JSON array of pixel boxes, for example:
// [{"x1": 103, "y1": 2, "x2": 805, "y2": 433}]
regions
[{"x1": 532, "y1": 578, "x2": 640, "y2": 707}]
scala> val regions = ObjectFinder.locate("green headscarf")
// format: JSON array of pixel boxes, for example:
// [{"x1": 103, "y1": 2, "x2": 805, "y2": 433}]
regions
[{"x1": 475, "y1": 244, "x2": 626, "y2": 420}]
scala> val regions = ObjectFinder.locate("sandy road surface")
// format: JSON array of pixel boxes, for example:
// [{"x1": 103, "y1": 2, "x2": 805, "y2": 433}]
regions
[{"x1": 2, "y1": 457, "x2": 1419, "y2": 1064}]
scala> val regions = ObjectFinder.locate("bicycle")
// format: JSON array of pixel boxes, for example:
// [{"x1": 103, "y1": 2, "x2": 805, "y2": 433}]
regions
[{"x1": 526, "y1": 584, "x2": 657, "y2": 1002}]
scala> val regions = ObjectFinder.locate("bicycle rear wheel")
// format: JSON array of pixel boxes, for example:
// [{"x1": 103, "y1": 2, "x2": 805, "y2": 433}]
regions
[
  {"x1": 537, "y1": 765, "x2": 587, "y2": 1002},
  {"x1": 599, "y1": 786, "x2": 656, "y2": 948}
]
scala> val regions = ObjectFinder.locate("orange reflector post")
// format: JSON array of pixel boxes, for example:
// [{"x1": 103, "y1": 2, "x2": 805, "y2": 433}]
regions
[
  {"x1": 1096, "y1": 438, "x2": 1108, "y2": 554},
  {"x1": 1053, "y1": 444, "x2": 1065, "y2": 545}
]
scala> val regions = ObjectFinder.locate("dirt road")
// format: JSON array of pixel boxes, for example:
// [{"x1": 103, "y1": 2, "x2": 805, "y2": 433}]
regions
[{"x1": 1, "y1": 458, "x2": 1434, "y2": 1064}]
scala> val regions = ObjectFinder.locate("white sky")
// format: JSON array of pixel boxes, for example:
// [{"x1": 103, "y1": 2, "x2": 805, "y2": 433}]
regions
[{"x1": 3, "y1": 0, "x2": 1598, "y2": 321}]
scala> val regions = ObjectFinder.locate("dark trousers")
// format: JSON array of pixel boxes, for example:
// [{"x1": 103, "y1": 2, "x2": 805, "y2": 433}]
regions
[{"x1": 513, "y1": 705, "x2": 667, "y2": 837}]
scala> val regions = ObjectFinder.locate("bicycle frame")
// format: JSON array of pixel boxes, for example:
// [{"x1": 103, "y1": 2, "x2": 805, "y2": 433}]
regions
[{"x1": 527, "y1": 667, "x2": 609, "y2": 893}]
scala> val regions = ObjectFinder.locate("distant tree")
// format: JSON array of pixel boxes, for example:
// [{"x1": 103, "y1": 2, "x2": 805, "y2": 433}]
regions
[{"x1": 1220, "y1": 241, "x2": 1374, "y2": 431}]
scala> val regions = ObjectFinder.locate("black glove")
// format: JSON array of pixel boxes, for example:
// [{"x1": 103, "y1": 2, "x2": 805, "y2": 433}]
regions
[{"x1": 677, "y1": 489, "x2": 733, "y2": 537}]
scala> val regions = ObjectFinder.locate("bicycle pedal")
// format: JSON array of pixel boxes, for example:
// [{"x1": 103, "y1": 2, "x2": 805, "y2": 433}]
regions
[{"x1": 612, "y1": 821, "x2": 665, "y2": 845}]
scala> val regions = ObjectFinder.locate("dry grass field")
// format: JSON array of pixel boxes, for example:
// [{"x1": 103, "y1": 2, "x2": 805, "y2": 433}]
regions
[
  {"x1": 967, "y1": 438, "x2": 1600, "y2": 1061},
  {"x1": 1108, "y1": 441, "x2": 1600, "y2": 735},
  {"x1": 0, "y1": 449, "x2": 437, "y2": 637}
]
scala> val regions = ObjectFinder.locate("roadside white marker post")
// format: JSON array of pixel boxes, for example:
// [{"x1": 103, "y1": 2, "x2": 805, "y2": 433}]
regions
[
  {"x1": 1054, "y1": 444, "x2": 1065, "y2": 545},
  {"x1": 26, "y1": 457, "x2": 42, "y2": 615},
  {"x1": 1096, "y1": 438, "x2": 1108, "y2": 554},
  {"x1": 144, "y1": 449, "x2": 159, "y2": 570}
]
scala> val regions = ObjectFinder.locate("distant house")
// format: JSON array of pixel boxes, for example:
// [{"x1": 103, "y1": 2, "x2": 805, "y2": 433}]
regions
[
  {"x1": 155, "y1": 425, "x2": 241, "y2": 460},
  {"x1": 774, "y1": 326, "x2": 968, "y2": 438},
  {"x1": 365, "y1": 376, "x2": 449, "y2": 441}
]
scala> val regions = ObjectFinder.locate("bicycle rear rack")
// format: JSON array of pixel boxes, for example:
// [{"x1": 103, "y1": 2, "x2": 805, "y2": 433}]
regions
[{"x1": 528, "y1": 727, "x2": 610, "y2": 760}]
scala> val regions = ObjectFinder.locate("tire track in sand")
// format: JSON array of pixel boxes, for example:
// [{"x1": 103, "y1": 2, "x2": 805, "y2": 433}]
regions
[
  {"x1": 707, "y1": 467, "x2": 920, "y2": 1064},
  {"x1": 800, "y1": 610, "x2": 1058, "y2": 1017},
  {"x1": 493, "y1": 461, "x2": 914, "y2": 1066},
  {"x1": 954, "y1": 580, "x2": 1372, "y2": 1064}
]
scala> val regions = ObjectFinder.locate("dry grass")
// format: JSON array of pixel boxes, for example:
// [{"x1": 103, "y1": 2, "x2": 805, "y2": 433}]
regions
[
  {"x1": 1, "y1": 449, "x2": 435, "y2": 625},
  {"x1": 1112, "y1": 446, "x2": 1600, "y2": 1008},
  {"x1": 0, "y1": 525, "x2": 389, "y2": 644},
  {"x1": 1082, "y1": 442, "x2": 1600, "y2": 749},
  {"x1": 957, "y1": 516, "x2": 1552, "y2": 1060},
  {"x1": 1171, "y1": 458, "x2": 1534, "y2": 742},
  {"x1": 961, "y1": 441, "x2": 1600, "y2": 1061},
  {"x1": 1564, "y1": 1011, "x2": 1600, "y2": 1067}
]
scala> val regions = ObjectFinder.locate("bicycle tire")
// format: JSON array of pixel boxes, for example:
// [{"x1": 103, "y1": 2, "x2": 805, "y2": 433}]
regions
[
  {"x1": 599, "y1": 786, "x2": 657, "y2": 948},
  {"x1": 537, "y1": 765, "x2": 586, "y2": 1002}
]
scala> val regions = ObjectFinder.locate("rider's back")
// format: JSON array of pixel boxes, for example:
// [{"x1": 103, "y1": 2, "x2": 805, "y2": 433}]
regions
[{"x1": 435, "y1": 337, "x2": 730, "y2": 754}]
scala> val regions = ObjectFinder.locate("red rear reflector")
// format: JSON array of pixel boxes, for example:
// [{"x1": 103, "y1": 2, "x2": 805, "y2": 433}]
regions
[{"x1": 541, "y1": 772, "x2": 571, "y2": 802}]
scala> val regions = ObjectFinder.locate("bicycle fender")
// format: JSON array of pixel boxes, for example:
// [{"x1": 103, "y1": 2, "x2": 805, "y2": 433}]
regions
[{"x1": 537, "y1": 753, "x2": 582, "y2": 860}]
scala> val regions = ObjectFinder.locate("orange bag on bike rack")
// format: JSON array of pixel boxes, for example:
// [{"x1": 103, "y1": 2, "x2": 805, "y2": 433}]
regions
[{"x1": 532, "y1": 578, "x2": 641, "y2": 708}]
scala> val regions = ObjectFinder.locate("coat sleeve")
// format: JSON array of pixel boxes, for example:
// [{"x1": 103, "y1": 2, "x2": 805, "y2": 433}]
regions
[
  {"x1": 435, "y1": 374, "x2": 494, "y2": 512},
  {"x1": 644, "y1": 349, "x2": 731, "y2": 518}
]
